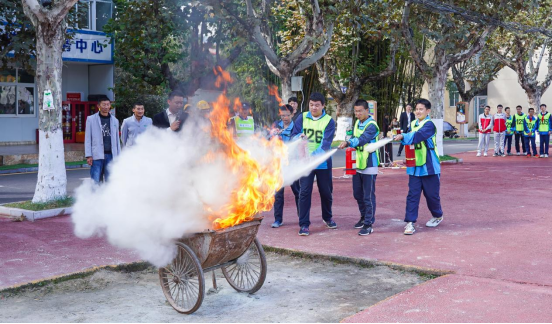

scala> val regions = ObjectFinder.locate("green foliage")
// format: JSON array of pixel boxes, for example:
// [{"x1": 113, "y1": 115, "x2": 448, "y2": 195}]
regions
[{"x1": 4, "y1": 196, "x2": 75, "y2": 211}]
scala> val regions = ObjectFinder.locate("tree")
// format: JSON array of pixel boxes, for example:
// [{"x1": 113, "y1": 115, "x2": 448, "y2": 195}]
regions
[
  {"x1": 217, "y1": 0, "x2": 335, "y2": 101},
  {"x1": 18, "y1": 0, "x2": 79, "y2": 202}
]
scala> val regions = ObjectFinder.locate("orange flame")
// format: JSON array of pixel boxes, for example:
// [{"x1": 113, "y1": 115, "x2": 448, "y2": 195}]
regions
[
  {"x1": 209, "y1": 68, "x2": 287, "y2": 230},
  {"x1": 268, "y1": 85, "x2": 283, "y2": 107}
]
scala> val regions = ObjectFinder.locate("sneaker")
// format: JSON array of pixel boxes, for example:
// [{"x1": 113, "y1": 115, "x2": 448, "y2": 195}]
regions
[
  {"x1": 539, "y1": 154, "x2": 544, "y2": 158},
  {"x1": 298, "y1": 227, "x2": 310, "y2": 236},
  {"x1": 397, "y1": 153, "x2": 401, "y2": 157},
  {"x1": 546, "y1": 154, "x2": 549, "y2": 158},
  {"x1": 404, "y1": 222, "x2": 415, "y2": 235},
  {"x1": 476, "y1": 152, "x2": 481, "y2": 157},
  {"x1": 358, "y1": 225, "x2": 373, "y2": 236},
  {"x1": 527, "y1": 154, "x2": 532, "y2": 158},
  {"x1": 535, "y1": 154, "x2": 540, "y2": 158},
  {"x1": 324, "y1": 219, "x2": 337, "y2": 229},
  {"x1": 502, "y1": 154, "x2": 507, "y2": 157},
  {"x1": 483, "y1": 153, "x2": 488, "y2": 157},
  {"x1": 354, "y1": 219, "x2": 365, "y2": 229},
  {"x1": 508, "y1": 153, "x2": 513, "y2": 156},
  {"x1": 516, "y1": 152, "x2": 521, "y2": 156},
  {"x1": 523, "y1": 152, "x2": 527, "y2": 155},
  {"x1": 271, "y1": 220, "x2": 283, "y2": 228},
  {"x1": 493, "y1": 153, "x2": 498, "y2": 157},
  {"x1": 426, "y1": 216, "x2": 443, "y2": 227}
]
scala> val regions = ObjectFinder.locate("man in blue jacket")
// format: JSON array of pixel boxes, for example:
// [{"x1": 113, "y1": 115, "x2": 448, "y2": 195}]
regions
[
  {"x1": 393, "y1": 99, "x2": 443, "y2": 235},
  {"x1": 338, "y1": 100, "x2": 379, "y2": 236},
  {"x1": 523, "y1": 108, "x2": 539, "y2": 157},
  {"x1": 291, "y1": 92, "x2": 336, "y2": 236}
]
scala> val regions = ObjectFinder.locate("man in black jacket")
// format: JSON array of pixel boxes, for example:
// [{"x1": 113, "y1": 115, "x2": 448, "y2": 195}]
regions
[
  {"x1": 397, "y1": 104, "x2": 415, "y2": 156},
  {"x1": 153, "y1": 90, "x2": 189, "y2": 132}
]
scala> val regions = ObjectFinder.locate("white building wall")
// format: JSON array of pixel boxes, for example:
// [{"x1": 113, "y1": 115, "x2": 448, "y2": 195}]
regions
[
  {"x1": 62, "y1": 63, "x2": 89, "y2": 101},
  {"x1": 88, "y1": 64, "x2": 114, "y2": 100}
]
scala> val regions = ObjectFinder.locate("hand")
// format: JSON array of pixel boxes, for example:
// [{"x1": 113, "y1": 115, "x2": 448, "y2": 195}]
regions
[
  {"x1": 394, "y1": 134, "x2": 404, "y2": 141},
  {"x1": 300, "y1": 133, "x2": 307, "y2": 140},
  {"x1": 338, "y1": 141, "x2": 349, "y2": 149},
  {"x1": 170, "y1": 120, "x2": 181, "y2": 131},
  {"x1": 86, "y1": 157, "x2": 93, "y2": 166}
]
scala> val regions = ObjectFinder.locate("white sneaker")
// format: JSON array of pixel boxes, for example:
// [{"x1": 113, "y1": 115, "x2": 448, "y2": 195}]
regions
[
  {"x1": 483, "y1": 153, "x2": 488, "y2": 157},
  {"x1": 516, "y1": 152, "x2": 521, "y2": 156},
  {"x1": 404, "y1": 222, "x2": 415, "y2": 235},
  {"x1": 476, "y1": 152, "x2": 481, "y2": 157},
  {"x1": 426, "y1": 216, "x2": 443, "y2": 227}
]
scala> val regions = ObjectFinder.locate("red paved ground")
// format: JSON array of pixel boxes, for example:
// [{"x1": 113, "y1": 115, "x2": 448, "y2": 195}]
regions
[
  {"x1": 0, "y1": 216, "x2": 139, "y2": 290},
  {"x1": 257, "y1": 149, "x2": 552, "y2": 322}
]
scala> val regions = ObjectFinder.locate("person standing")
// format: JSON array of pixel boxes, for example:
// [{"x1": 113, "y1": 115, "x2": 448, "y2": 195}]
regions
[
  {"x1": 504, "y1": 107, "x2": 514, "y2": 156},
  {"x1": 512, "y1": 105, "x2": 527, "y2": 155},
  {"x1": 538, "y1": 104, "x2": 551, "y2": 158},
  {"x1": 152, "y1": 90, "x2": 189, "y2": 132},
  {"x1": 493, "y1": 104, "x2": 507, "y2": 156},
  {"x1": 85, "y1": 97, "x2": 121, "y2": 183},
  {"x1": 121, "y1": 103, "x2": 152, "y2": 148},
  {"x1": 291, "y1": 92, "x2": 336, "y2": 236},
  {"x1": 228, "y1": 102, "x2": 255, "y2": 138},
  {"x1": 394, "y1": 99, "x2": 443, "y2": 235},
  {"x1": 288, "y1": 97, "x2": 299, "y2": 118},
  {"x1": 477, "y1": 106, "x2": 493, "y2": 157},
  {"x1": 271, "y1": 105, "x2": 300, "y2": 228},
  {"x1": 524, "y1": 108, "x2": 539, "y2": 157},
  {"x1": 338, "y1": 100, "x2": 379, "y2": 236},
  {"x1": 397, "y1": 104, "x2": 415, "y2": 157}
]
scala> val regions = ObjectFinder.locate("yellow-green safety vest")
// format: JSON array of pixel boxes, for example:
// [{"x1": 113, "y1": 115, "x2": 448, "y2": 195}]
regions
[
  {"x1": 505, "y1": 116, "x2": 514, "y2": 135},
  {"x1": 538, "y1": 112, "x2": 551, "y2": 132},
  {"x1": 234, "y1": 116, "x2": 255, "y2": 137},
  {"x1": 302, "y1": 112, "x2": 332, "y2": 154},
  {"x1": 524, "y1": 116, "x2": 537, "y2": 136},
  {"x1": 410, "y1": 118, "x2": 440, "y2": 167},
  {"x1": 353, "y1": 118, "x2": 380, "y2": 170},
  {"x1": 514, "y1": 113, "x2": 526, "y2": 132}
]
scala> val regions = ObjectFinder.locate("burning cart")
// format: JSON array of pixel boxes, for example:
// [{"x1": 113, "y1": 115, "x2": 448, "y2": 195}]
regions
[{"x1": 158, "y1": 217, "x2": 267, "y2": 314}]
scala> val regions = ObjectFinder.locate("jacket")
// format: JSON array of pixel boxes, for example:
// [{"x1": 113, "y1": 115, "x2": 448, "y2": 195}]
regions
[
  {"x1": 493, "y1": 113, "x2": 507, "y2": 133},
  {"x1": 84, "y1": 112, "x2": 121, "y2": 160},
  {"x1": 399, "y1": 111, "x2": 415, "y2": 132},
  {"x1": 152, "y1": 109, "x2": 189, "y2": 132},
  {"x1": 478, "y1": 113, "x2": 493, "y2": 134}
]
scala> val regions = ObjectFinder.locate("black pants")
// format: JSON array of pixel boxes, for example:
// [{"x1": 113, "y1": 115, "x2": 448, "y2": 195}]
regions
[
  {"x1": 398, "y1": 143, "x2": 404, "y2": 155},
  {"x1": 352, "y1": 173, "x2": 377, "y2": 226},
  {"x1": 504, "y1": 135, "x2": 513, "y2": 154},
  {"x1": 514, "y1": 132, "x2": 526, "y2": 153},
  {"x1": 525, "y1": 136, "x2": 537, "y2": 156},
  {"x1": 273, "y1": 180, "x2": 300, "y2": 223},
  {"x1": 298, "y1": 169, "x2": 333, "y2": 228}
]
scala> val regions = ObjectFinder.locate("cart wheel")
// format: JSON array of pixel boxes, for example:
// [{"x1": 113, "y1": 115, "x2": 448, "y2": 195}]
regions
[
  {"x1": 159, "y1": 243, "x2": 205, "y2": 314},
  {"x1": 222, "y1": 238, "x2": 267, "y2": 293}
]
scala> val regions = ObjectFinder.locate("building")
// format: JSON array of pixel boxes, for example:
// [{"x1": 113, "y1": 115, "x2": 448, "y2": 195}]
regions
[{"x1": 0, "y1": 0, "x2": 114, "y2": 145}]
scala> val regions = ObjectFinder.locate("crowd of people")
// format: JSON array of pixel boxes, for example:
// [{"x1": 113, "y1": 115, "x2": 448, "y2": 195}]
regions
[{"x1": 83, "y1": 91, "x2": 444, "y2": 237}]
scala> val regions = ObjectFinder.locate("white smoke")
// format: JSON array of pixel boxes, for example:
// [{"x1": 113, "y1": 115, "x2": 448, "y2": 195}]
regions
[{"x1": 72, "y1": 118, "x2": 335, "y2": 267}]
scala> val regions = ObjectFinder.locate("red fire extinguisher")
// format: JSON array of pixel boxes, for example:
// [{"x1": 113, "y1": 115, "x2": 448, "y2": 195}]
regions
[
  {"x1": 405, "y1": 144, "x2": 416, "y2": 167},
  {"x1": 345, "y1": 147, "x2": 357, "y2": 175}
]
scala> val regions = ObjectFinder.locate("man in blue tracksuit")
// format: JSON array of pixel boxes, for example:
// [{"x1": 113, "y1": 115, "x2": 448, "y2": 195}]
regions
[
  {"x1": 338, "y1": 99, "x2": 379, "y2": 236},
  {"x1": 523, "y1": 108, "x2": 539, "y2": 157},
  {"x1": 270, "y1": 105, "x2": 300, "y2": 228},
  {"x1": 393, "y1": 99, "x2": 443, "y2": 235},
  {"x1": 291, "y1": 92, "x2": 336, "y2": 236},
  {"x1": 538, "y1": 104, "x2": 551, "y2": 157}
]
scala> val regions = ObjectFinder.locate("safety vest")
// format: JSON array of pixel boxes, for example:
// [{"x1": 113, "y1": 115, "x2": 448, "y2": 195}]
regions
[
  {"x1": 410, "y1": 118, "x2": 440, "y2": 167},
  {"x1": 538, "y1": 112, "x2": 551, "y2": 132},
  {"x1": 524, "y1": 115, "x2": 537, "y2": 136},
  {"x1": 234, "y1": 116, "x2": 255, "y2": 137},
  {"x1": 353, "y1": 118, "x2": 380, "y2": 170},
  {"x1": 302, "y1": 112, "x2": 332, "y2": 154},
  {"x1": 514, "y1": 113, "x2": 526, "y2": 132},
  {"x1": 505, "y1": 116, "x2": 514, "y2": 135}
]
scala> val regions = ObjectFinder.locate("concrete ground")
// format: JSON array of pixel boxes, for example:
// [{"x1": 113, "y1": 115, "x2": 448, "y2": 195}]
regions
[
  {"x1": 0, "y1": 254, "x2": 426, "y2": 323},
  {"x1": 258, "y1": 149, "x2": 552, "y2": 322}
]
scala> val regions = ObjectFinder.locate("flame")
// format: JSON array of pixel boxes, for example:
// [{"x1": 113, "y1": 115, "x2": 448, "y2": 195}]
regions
[
  {"x1": 208, "y1": 68, "x2": 287, "y2": 230},
  {"x1": 268, "y1": 85, "x2": 283, "y2": 107}
]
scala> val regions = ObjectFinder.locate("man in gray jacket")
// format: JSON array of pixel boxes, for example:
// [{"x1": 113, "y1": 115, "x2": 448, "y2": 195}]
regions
[
  {"x1": 85, "y1": 97, "x2": 121, "y2": 183},
  {"x1": 121, "y1": 103, "x2": 152, "y2": 147}
]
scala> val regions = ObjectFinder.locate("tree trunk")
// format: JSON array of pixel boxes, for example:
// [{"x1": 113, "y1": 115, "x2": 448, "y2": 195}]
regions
[
  {"x1": 426, "y1": 71, "x2": 447, "y2": 156},
  {"x1": 526, "y1": 90, "x2": 541, "y2": 109},
  {"x1": 280, "y1": 74, "x2": 293, "y2": 104},
  {"x1": 334, "y1": 94, "x2": 359, "y2": 141},
  {"x1": 32, "y1": 23, "x2": 68, "y2": 203}
]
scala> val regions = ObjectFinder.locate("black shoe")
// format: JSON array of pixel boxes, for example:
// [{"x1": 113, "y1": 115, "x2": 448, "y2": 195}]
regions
[
  {"x1": 354, "y1": 219, "x2": 364, "y2": 229},
  {"x1": 324, "y1": 218, "x2": 337, "y2": 229},
  {"x1": 397, "y1": 153, "x2": 401, "y2": 157},
  {"x1": 358, "y1": 225, "x2": 373, "y2": 236}
]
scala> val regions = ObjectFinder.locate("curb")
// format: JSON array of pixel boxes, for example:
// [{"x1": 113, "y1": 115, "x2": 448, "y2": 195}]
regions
[
  {"x1": 0, "y1": 164, "x2": 89, "y2": 175},
  {"x1": 0, "y1": 205, "x2": 72, "y2": 222},
  {"x1": 441, "y1": 158, "x2": 463, "y2": 165}
]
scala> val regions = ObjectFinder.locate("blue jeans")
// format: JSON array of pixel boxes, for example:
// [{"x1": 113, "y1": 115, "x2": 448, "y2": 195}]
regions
[
  {"x1": 539, "y1": 134, "x2": 550, "y2": 155},
  {"x1": 352, "y1": 173, "x2": 377, "y2": 226},
  {"x1": 90, "y1": 154, "x2": 113, "y2": 183},
  {"x1": 405, "y1": 175, "x2": 443, "y2": 223}
]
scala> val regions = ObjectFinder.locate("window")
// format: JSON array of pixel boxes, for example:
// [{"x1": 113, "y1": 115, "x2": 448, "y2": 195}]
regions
[
  {"x1": 72, "y1": 0, "x2": 112, "y2": 31},
  {"x1": 95, "y1": 0, "x2": 112, "y2": 31},
  {"x1": 449, "y1": 83, "x2": 460, "y2": 107},
  {"x1": 0, "y1": 69, "x2": 36, "y2": 117}
]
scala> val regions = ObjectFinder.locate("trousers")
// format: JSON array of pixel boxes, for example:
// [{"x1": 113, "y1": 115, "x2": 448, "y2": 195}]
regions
[
  {"x1": 352, "y1": 173, "x2": 377, "y2": 226},
  {"x1": 298, "y1": 169, "x2": 333, "y2": 228},
  {"x1": 405, "y1": 174, "x2": 443, "y2": 223}
]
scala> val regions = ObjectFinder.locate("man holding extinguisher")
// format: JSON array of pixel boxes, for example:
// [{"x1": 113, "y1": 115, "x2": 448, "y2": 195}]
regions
[
  {"x1": 338, "y1": 100, "x2": 379, "y2": 236},
  {"x1": 393, "y1": 99, "x2": 443, "y2": 235}
]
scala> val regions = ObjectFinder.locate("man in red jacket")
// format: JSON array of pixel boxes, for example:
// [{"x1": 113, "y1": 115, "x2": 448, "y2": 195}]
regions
[
  {"x1": 477, "y1": 106, "x2": 493, "y2": 157},
  {"x1": 493, "y1": 104, "x2": 507, "y2": 156}
]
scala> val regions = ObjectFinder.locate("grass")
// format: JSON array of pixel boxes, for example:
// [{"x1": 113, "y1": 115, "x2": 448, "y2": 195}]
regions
[
  {"x1": 443, "y1": 136, "x2": 477, "y2": 141},
  {"x1": 0, "y1": 160, "x2": 87, "y2": 171},
  {"x1": 4, "y1": 197, "x2": 75, "y2": 211},
  {"x1": 440, "y1": 155, "x2": 458, "y2": 161}
]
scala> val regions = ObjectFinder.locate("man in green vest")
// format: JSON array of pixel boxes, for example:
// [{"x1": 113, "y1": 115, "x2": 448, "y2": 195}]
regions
[
  {"x1": 229, "y1": 102, "x2": 255, "y2": 138},
  {"x1": 538, "y1": 104, "x2": 551, "y2": 157},
  {"x1": 291, "y1": 92, "x2": 336, "y2": 236},
  {"x1": 512, "y1": 105, "x2": 527, "y2": 155},
  {"x1": 338, "y1": 99, "x2": 379, "y2": 236},
  {"x1": 393, "y1": 99, "x2": 443, "y2": 235},
  {"x1": 504, "y1": 107, "x2": 514, "y2": 156},
  {"x1": 523, "y1": 108, "x2": 539, "y2": 157}
]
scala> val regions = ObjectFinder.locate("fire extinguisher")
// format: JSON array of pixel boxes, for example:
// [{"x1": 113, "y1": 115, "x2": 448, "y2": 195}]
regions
[
  {"x1": 345, "y1": 147, "x2": 357, "y2": 175},
  {"x1": 405, "y1": 144, "x2": 416, "y2": 167}
]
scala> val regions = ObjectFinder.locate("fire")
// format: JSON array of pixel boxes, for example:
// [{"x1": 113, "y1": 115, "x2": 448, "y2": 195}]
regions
[
  {"x1": 207, "y1": 68, "x2": 287, "y2": 230},
  {"x1": 268, "y1": 85, "x2": 283, "y2": 107}
]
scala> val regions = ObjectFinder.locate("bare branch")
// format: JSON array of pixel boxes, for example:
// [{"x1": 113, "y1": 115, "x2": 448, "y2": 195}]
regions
[
  {"x1": 448, "y1": 25, "x2": 495, "y2": 64},
  {"x1": 293, "y1": 23, "x2": 334, "y2": 73},
  {"x1": 400, "y1": 1, "x2": 430, "y2": 76},
  {"x1": 20, "y1": 0, "x2": 44, "y2": 23},
  {"x1": 316, "y1": 58, "x2": 343, "y2": 102},
  {"x1": 51, "y1": 0, "x2": 79, "y2": 25}
]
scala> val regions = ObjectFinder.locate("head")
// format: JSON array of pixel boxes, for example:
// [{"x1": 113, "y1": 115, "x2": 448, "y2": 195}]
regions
[
  {"x1": 353, "y1": 99, "x2": 370, "y2": 121},
  {"x1": 415, "y1": 99, "x2": 432, "y2": 121},
  {"x1": 98, "y1": 97, "x2": 111, "y2": 116},
  {"x1": 405, "y1": 104, "x2": 412, "y2": 113},
  {"x1": 279, "y1": 105, "x2": 292, "y2": 124},
  {"x1": 516, "y1": 105, "x2": 523, "y2": 114},
  {"x1": 484, "y1": 105, "x2": 490, "y2": 115},
  {"x1": 239, "y1": 102, "x2": 251, "y2": 119},
  {"x1": 505, "y1": 107, "x2": 510, "y2": 116},
  {"x1": 308, "y1": 92, "x2": 325, "y2": 118},
  {"x1": 540, "y1": 104, "x2": 547, "y2": 113},
  {"x1": 497, "y1": 104, "x2": 503, "y2": 113},
  {"x1": 288, "y1": 97, "x2": 298, "y2": 114},
  {"x1": 132, "y1": 103, "x2": 145, "y2": 118},
  {"x1": 529, "y1": 107, "x2": 535, "y2": 116},
  {"x1": 392, "y1": 117, "x2": 398, "y2": 122},
  {"x1": 197, "y1": 100, "x2": 212, "y2": 119},
  {"x1": 167, "y1": 90, "x2": 186, "y2": 114}
]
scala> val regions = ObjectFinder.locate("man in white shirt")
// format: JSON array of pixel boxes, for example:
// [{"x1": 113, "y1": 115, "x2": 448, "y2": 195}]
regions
[{"x1": 152, "y1": 90, "x2": 189, "y2": 132}]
